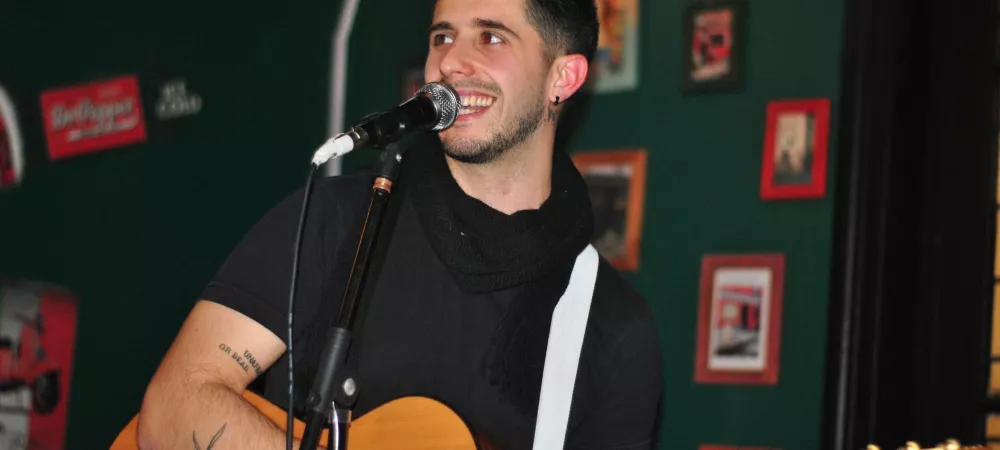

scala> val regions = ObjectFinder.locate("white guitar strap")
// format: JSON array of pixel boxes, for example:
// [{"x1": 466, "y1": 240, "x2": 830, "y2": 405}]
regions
[{"x1": 532, "y1": 244, "x2": 600, "y2": 450}]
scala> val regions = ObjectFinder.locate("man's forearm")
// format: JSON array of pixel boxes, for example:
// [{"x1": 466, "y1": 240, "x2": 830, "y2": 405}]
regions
[{"x1": 138, "y1": 379, "x2": 300, "y2": 450}]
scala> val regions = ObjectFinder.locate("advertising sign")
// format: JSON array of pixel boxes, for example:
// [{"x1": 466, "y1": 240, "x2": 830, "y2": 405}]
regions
[{"x1": 40, "y1": 75, "x2": 147, "y2": 160}]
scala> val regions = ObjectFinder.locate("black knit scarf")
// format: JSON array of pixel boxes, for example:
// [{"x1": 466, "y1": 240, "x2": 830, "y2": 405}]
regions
[{"x1": 403, "y1": 138, "x2": 594, "y2": 416}]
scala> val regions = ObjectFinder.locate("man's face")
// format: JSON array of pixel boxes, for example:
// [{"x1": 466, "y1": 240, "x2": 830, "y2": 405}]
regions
[{"x1": 426, "y1": 0, "x2": 551, "y2": 164}]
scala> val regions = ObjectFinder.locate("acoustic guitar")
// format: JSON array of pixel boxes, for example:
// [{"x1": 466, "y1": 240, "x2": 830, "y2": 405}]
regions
[{"x1": 110, "y1": 390, "x2": 478, "y2": 450}]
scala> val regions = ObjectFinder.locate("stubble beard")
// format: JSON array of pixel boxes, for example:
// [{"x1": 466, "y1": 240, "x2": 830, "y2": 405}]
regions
[{"x1": 439, "y1": 84, "x2": 547, "y2": 165}]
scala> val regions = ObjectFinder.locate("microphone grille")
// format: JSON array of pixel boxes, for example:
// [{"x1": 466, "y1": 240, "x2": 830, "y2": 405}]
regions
[{"x1": 417, "y1": 82, "x2": 460, "y2": 131}]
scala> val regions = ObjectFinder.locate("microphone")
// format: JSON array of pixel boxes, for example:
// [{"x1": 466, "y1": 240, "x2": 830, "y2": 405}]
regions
[{"x1": 311, "y1": 82, "x2": 459, "y2": 166}]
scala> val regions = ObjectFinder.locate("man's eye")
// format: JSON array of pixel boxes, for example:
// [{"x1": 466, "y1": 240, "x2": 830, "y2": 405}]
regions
[
  {"x1": 480, "y1": 32, "x2": 503, "y2": 45},
  {"x1": 432, "y1": 34, "x2": 453, "y2": 46}
]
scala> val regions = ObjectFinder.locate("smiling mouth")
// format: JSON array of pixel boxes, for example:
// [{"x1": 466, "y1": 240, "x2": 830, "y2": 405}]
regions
[{"x1": 459, "y1": 94, "x2": 496, "y2": 116}]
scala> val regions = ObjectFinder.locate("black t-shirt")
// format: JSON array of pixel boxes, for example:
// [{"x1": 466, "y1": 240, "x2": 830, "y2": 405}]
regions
[{"x1": 202, "y1": 171, "x2": 662, "y2": 449}]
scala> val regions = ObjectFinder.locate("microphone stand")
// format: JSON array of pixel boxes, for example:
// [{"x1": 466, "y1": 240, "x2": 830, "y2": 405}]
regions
[{"x1": 298, "y1": 142, "x2": 405, "y2": 450}]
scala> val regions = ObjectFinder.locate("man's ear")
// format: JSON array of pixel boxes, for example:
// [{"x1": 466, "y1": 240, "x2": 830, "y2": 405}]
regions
[{"x1": 549, "y1": 54, "x2": 589, "y2": 104}]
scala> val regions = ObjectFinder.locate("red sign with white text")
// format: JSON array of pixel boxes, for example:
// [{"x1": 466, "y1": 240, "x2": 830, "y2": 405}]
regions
[{"x1": 40, "y1": 75, "x2": 147, "y2": 160}]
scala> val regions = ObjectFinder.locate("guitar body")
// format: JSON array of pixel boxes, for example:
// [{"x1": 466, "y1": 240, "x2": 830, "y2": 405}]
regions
[{"x1": 110, "y1": 390, "x2": 478, "y2": 449}]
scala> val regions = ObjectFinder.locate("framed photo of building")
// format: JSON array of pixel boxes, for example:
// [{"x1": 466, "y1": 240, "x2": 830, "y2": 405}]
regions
[
  {"x1": 590, "y1": 0, "x2": 640, "y2": 93},
  {"x1": 571, "y1": 149, "x2": 647, "y2": 271},
  {"x1": 694, "y1": 253, "x2": 784, "y2": 385},
  {"x1": 682, "y1": 0, "x2": 747, "y2": 94},
  {"x1": 759, "y1": 98, "x2": 830, "y2": 200}
]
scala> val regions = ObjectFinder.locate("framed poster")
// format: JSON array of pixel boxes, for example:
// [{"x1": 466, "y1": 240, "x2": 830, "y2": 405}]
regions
[
  {"x1": 759, "y1": 98, "x2": 830, "y2": 199},
  {"x1": 0, "y1": 83, "x2": 24, "y2": 188},
  {"x1": 682, "y1": 0, "x2": 747, "y2": 94},
  {"x1": 0, "y1": 279, "x2": 78, "y2": 450},
  {"x1": 590, "y1": 0, "x2": 640, "y2": 93},
  {"x1": 571, "y1": 149, "x2": 647, "y2": 271},
  {"x1": 694, "y1": 253, "x2": 784, "y2": 385}
]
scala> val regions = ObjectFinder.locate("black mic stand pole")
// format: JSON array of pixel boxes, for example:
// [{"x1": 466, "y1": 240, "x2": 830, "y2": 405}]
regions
[{"x1": 298, "y1": 142, "x2": 405, "y2": 450}]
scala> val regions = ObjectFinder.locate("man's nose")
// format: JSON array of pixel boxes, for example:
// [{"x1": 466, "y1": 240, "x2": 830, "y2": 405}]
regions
[{"x1": 438, "y1": 40, "x2": 476, "y2": 79}]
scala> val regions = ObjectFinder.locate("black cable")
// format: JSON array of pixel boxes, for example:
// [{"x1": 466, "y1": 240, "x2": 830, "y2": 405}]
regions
[{"x1": 287, "y1": 164, "x2": 319, "y2": 450}]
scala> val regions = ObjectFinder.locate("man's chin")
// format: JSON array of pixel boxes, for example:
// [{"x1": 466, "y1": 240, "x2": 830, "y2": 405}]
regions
[
  {"x1": 439, "y1": 138, "x2": 496, "y2": 165},
  {"x1": 442, "y1": 146, "x2": 490, "y2": 164}
]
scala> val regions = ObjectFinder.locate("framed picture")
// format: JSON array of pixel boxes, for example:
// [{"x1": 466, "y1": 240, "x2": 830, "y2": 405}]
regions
[
  {"x1": 571, "y1": 149, "x2": 647, "y2": 271},
  {"x1": 590, "y1": 0, "x2": 640, "y2": 93},
  {"x1": 400, "y1": 63, "x2": 424, "y2": 102},
  {"x1": 682, "y1": 0, "x2": 747, "y2": 94},
  {"x1": 759, "y1": 98, "x2": 830, "y2": 199},
  {"x1": 0, "y1": 279, "x2": 79, "y2": 450},
  {"x1": 694, "y1": 253, "x2": 784, "y2": 385}
]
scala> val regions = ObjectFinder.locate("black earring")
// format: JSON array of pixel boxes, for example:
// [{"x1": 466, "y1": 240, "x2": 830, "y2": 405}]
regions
[{"x1": 554, "y1": 96, "x2": 561, "y2": 105}]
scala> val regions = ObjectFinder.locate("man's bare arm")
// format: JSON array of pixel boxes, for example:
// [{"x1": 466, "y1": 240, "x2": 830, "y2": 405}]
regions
[{"x1": 137, "y1": 300, "x2": 298, "y2": 449}]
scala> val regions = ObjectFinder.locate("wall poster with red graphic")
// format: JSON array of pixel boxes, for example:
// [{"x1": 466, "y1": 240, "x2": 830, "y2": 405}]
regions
[
  {"x1": 40, "y1": 75, "x2": 147, "y2": 161},
  {"x1": 0, "y1": 279, "x2": 78, "y2": 450},
  {"x1": 694, "y1": 253, "x2": 784, "y2": 385},
  {"x1": 682, "y1": 0, "x2": 747, "y2": 94}
]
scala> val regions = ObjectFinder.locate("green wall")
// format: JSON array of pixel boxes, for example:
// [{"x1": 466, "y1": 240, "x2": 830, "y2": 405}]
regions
[
  {"x1": 0, "y1": 0, "x2": 842, "y2": 448},
  {"x1": 0, "y1": 0, "x2": 344, "y2": 446}
]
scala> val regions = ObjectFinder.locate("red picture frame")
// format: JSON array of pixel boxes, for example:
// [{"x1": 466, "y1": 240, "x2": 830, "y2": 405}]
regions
[
  {"x1": 694, "y1": 253, "x2": 784, "y2": 385},
  {"x1": 759, "y1": 98, "x2": 830, "y2": 200}
]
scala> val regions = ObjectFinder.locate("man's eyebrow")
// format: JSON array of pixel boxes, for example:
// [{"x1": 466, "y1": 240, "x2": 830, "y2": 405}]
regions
[
  {"x1": 429, "y1": 21, "x2": 454, "y2": 33},
  {"x1": 428, "y1": 18, "x2": 520, "y2": 40},
  {"x1": 474, "y1": 18, "x2": 520, "y2": 40}
]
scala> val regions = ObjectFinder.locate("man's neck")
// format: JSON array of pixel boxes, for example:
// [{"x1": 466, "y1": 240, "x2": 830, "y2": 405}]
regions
[{"x1": 445, "y1": 138, "x2": 554, "y2": 215}]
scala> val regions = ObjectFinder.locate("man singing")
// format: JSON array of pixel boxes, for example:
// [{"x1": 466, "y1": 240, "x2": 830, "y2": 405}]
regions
[{"x1": 136, "y1": 0, "x2": 662, "y2": 448}]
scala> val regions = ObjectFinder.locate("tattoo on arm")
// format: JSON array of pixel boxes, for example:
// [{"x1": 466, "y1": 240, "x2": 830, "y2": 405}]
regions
[
  {"x1": 218, "y1": 343, "x2": 263, "y2": 376},
  {"x1": 243, "y1": 349, "x2": 264, "y2": 377},
  {"x1": 192, "y1": 423, "x2": 226, "y2": 450}
]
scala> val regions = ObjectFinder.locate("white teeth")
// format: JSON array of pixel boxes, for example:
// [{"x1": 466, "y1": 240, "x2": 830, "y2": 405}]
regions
[{"x1": 460, "y1": 95, "x2": 495, "y2": 108}]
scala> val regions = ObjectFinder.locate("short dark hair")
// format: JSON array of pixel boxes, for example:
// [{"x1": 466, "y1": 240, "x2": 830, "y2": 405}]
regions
[{"x1": 524, "y1": 0, "x2": 600, "y2": 63}]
